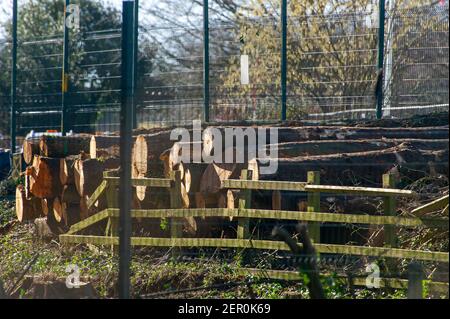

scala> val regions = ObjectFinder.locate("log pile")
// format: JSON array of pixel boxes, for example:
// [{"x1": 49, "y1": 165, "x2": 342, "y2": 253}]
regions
[
  {"x1": 159, "y1": 125, "x2": 449, "y2": 237},
  {"x1": 17, "y1": 134, "x2": 120, "y2": 232},
  {"x1": 15, "y1": 125, "x2": 449, "y2": 239}
]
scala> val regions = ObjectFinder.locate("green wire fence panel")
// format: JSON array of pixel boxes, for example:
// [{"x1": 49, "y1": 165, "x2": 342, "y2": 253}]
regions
[{"x1": 2, "y1": 1, "x2": 448, "y2": 140}]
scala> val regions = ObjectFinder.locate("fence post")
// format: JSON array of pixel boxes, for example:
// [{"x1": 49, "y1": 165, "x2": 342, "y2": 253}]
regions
[
  {"x1": 307, "y1": 171, "x2": 321, "y2": 243},
  {"x1": 132, "y1": 0, "x2": 139, "y2": 129},
  {"x1": 10, "y1": 0, "x2": 18, "y2": 156},
  {"x1": 376, "y1": 0, "x2": 386, "y2": 119},
  {"x1": 103, "y1": 176, "x2": 118, "y2": 253},
  {"x1": 237, "y1": 169, "x2": 251, "y2": 264},
  {"x1": 61, "y1": 0, "x2": 71, "y2": 135},
  {"x1": 407, "y1": 262, "x2": 424, "y2": 299},
  {"x1": 203, "y1": 0, "x2": 210, "y2": 123},
  {"x1": 118, "y1": 1, "x2": 135, "y2": 299},
  {"x1": 281, "y1": 0, "x2": 287, "y2": 121},
  {"x1": 170, "y1": 170, "x2": 183, "y2": 257},
  {"x1": 383, "y1": 173, "x2": 397, "y2": 248}
]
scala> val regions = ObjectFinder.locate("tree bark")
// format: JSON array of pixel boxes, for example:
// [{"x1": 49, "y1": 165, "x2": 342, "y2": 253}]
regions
[
  {"x1": 262, "y1": 143, "x2": 448, "y2": 186},
  {"x1": 269, "y1": 139, "x2": 449, "y2": 158},
  {"x1": 89, "y1": 135, "x2": 121, "y2": 159},
  {"x1": 23, "y1": 138, "x2": 40, "y2": 165},
  {"x1": 39, "y1": 135, "x2": 91, "y2": 158},
  {"x1": 59, "y1": 156, "x2": 78, "y2": 185},
  {"x1": 28, "y1": 156, "x2": 62, "y2": 199},
  {"x1": 74, "y1": 157, "x2": 120, "y2": 197},
  {"x1": 133, "y1": 132, "x2": 187, "y2": 177},
  {"x1": 16, "y1": 185, "x2": 44, "y2": 222}
]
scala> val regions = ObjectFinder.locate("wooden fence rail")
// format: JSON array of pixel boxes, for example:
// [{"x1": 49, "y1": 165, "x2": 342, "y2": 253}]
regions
[{"x1": 60, "y1": 169, "x2": 449, "y2": 291}]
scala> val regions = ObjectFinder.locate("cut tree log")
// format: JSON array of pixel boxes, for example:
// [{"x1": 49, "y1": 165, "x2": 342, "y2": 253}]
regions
[
  {"x1": 89, "y1": 135, "x2": 120, "y2": 159},
  {"x1": 41, "y1": 198, "x2": 53, "y2": 216},
  {"x1": 163, "y1": 141, "x2": 203, "y2": 171},
  {"x1": 53, "y1": 197, "x2": 80, "y2": 227},
  {"x1": 16, "y1": 185, "x2": 44, "y2": 222},
  {"x1": 39, "y1": 135, "x2": 91, "y2": 158},
  {"x1": 201, "y1": 126, "x2": 449, "y2": 154},
  {"x1": 274, "y1": 126, "x2": 449, "y2": 142},
  {"x1": 198, "y1": 160, "x2": 259, "y2": 201},
  {"x1": 262, "y1": 143, "x2": 448, "y2": 186},
  {"x1": 74, "y1": 159, "x2": 102, "y2": 197},
  {"x1": 23, "y1": 138, "x2": 40, "y2": 165},
  {"x1": 61, "y1": 184, "x2": 80, "y2": 204},
  {"x1": 59, "y1": 156, "x2": 78, "y2": 185},
  {"x1": 200, "y1": 163, "x2": 236, "y2": 194},
  {"x1": 268, "y1": 139, "x2": 449, "y2": 158},
  {"x1": 52, "y1": 197, "x2": 64, "y2": 224},
  {"x1": 74, "y1": 157, "x2": 120, "y2": 197},
  {"x1": 133, "y1": 132, "x2": 179, "y2": 177},
  {"x1": 28, "y1": 156, "x2": 62, "y2": 199}
]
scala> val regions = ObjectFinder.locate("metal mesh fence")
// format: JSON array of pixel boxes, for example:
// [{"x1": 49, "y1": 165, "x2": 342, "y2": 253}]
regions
[
  {"x1": 0, "y1": 0, "x2": 448, "y2": 299},
  {"x1": 0, "y1": 0, "x2": 448, "y2": 140},
  {"x1": 383, "y1": 2, "x2": 449, "y2": 118},
  {"x1": 0, "y1": 1, "x2": 12, "y2": 149}
]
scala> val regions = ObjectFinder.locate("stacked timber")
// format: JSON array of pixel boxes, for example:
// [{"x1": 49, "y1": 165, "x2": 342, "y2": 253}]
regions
[
  {"x1": 158, "y1": 125, "x2": 448, "y2": 237},
  {"x1": 89, "y1": 135, "x2": 121, "y2": 159},
  {"x1": 15, "y1": 124, "x2": 449, "y2": 239},
  {"x1": 16, "y1": 134, "x2": 120, "y2": 233}
]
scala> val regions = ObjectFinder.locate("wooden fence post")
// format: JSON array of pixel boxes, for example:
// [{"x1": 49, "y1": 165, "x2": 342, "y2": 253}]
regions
[
  {"x1": 104, "y1": 173, "x2": 118, "y2": 252},
  {"x1": 170, "y1": 170, "x2": 183, "y2": 257},
  {"x1": 307, "y1": 171, "x2": 321, "y2": 243},
  {"x1": 237, "y1": 169, "x2": 251, "y2": 264},
  {"x1": 408, "y1": 262, "x2": 424, "y2": 299},
  {"x1": 383, "y1": 173, "x2": 398, "y2": 248},
  {"x1": 272, "y1": 190, "x2": 282, "y2": 210}
]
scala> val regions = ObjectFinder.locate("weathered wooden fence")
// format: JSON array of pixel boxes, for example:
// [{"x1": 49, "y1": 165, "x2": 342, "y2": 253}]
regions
[{"x1": 59, "y1": 170, "x2": 449, "y2": 293}]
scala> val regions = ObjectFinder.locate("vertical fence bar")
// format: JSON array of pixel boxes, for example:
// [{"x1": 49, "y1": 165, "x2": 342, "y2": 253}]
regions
[
  {"x1": 376, "y1": 0, "x2": 386, "y2": 120},
  {"x1": 203, "y1": 0, "x2": 210, "y2": 123},
  {"x1": 61, "y1": 0, "x2": 70, "y2": 135},
  {"x1": 307, "y1": 171, "x2": 321, "y2": 243},
  {"x1": 118, "y1": 0, "x2": 135, "y2": 299},
  {"x1": 10, "y1": 0, "x2": 18, "y2": 155},
  {"x1": 281, "y1": 0, "x2": 288, "y2": 121},
  {"x1": 132, "y1": 0, "x2": 139, "y2": 129}
]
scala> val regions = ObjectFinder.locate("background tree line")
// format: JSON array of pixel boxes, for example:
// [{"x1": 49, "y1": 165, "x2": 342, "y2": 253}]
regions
[{"x1": 0, "y1": 0, "x2": 448, "y2": 136}]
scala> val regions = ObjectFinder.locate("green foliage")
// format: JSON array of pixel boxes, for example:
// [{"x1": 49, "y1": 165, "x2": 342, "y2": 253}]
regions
[
  {"x1": 0, "y1": 178, "x2": 18, "y2": 197},
  {"x1": 251, "y1": 281, "x2": 284, "y2": 299},
  {"x1": 0, "y1": 200, "x2": 15, "y2": 227},
  {"x1": 0, "y1": 0, "x2": 162, "y2": 134}
]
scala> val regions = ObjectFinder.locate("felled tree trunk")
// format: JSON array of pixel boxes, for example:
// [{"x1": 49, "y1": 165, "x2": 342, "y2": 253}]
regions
[
  {"x1": 200, "y1": 163, "x2": 236, "y2": 195},
  {"x1": 275, "y1": 126, "x2": 449, "y2": 143},
  {"x1": 16, "y1": 185, "x2": 44, "y2": 222},
  {"x1": 39, "y1": 135, "x2": 91, "y2": 158},
  {"x1": 74, "y1": 157, "x2": 120, "y2": 197},
  {"x1": 89, "y1": 135, "x2": 121, "y2": 159},
  {"x1": 52, "y1": 197, "x2": 80, "y2": 228},
  {"x1": 23, "y1": 138, "x2": 40, "y2": 165},
  {"x1": 62, "y1": 184, "x2": 80, "y2": 204},
  {"x1": 262, "y1": 143, "x2": 448, "y2": 186},
  {"x1": 28, "y1": 156, "x2": 62, "y2": 199},
  {"x1": 268, "y1": 139, "x2": 449, "y2": 158},
  {"x1": 41, "y1": 198, "x2": 53, "y2": 217},
  {"x1": 133, "y1": 132, "x2": 184, "y2": 177},
  {"x1": 59, "y1": 156, "x2": 77, "y2": 185}
]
